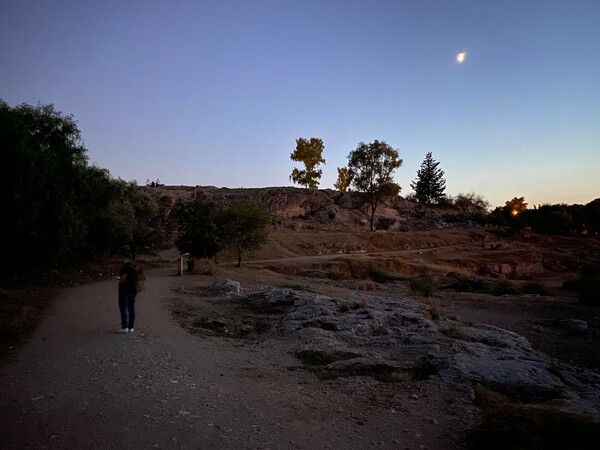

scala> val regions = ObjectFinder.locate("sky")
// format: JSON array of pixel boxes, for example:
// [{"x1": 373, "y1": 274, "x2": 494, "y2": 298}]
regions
[{"x1": 1, "y1": 0, "x2": 599, "y2": 208}]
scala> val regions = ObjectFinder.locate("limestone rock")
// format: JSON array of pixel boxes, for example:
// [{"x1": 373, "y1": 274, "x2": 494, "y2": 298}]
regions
[{"x1": 211, "y1": 279, "x2": 241, "y2": 297}]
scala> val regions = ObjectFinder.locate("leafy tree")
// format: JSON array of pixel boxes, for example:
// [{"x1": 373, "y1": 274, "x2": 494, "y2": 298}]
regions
[
  {"x1": 289, "y1": 137, "x2": 325, "y2": 189},
  {"x1": 334, "y1": 167, "x2": 353, "y2": 192},
  {"x1": 504, "y1": 197, "x2": 528, "y2": 218},
  {"x1": 498, "y1": 197, "x2": 528, "y2": 230},
  {"x1": 410, "y1": 152, "x2": 446, "y2": 205},
  {"x1": 0, "y1": 100, "x2": 171, "y2": 273},
  {"x1": 217, "y1": 203, "x2": 270, "y2": 267},
  {"x1": 453, "y1": 192, "x2": 490, "y2": 214},
  {"x1": 1, "y1": 100, "x2": 89, "y2": 271},
  {"x1": 346, "y1": 140, "x2": 403, "y2": 231},
  {"x1": 125, "y1": 184, "x2": 162, "y2": 259},
  {"x1": 171, "y1": 200, "x2": 221, "y2": 260},
  {"x1": 585, "y1": 198, "x2": 600, "y2": 233}
]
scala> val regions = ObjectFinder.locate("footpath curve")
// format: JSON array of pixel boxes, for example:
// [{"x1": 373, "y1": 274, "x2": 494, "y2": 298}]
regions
[{"x1": 0, "y1": 268, "x2": 454, "y2": 449}]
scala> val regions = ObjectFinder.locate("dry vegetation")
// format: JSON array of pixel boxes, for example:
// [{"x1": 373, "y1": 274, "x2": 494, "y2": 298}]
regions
[{"x1": 3, "y1": 185, "x2": 600, "y2": 448}]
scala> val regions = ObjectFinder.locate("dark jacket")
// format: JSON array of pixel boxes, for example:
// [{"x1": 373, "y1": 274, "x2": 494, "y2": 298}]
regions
[{"x1": 119, "y1": 263, "x2": 138, "y2": 293}]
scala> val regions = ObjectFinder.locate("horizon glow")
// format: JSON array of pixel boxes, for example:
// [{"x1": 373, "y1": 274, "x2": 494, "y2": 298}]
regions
[{"x1": 1, "y1": 0, "x2": 598, "y2": 209}]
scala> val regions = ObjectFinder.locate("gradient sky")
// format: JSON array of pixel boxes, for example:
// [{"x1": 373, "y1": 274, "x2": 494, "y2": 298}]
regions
[{"x1": 1, "y1": 0, "x2": 598, "y2": 207}]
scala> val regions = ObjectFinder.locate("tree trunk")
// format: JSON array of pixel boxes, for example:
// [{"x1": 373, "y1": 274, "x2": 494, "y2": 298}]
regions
[{"x1": 369, "y1": 203, "x2": 377, "y2": 231}]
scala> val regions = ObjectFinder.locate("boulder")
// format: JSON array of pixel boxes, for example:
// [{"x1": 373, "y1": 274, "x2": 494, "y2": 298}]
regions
[{"x1": 211, "y1": 279, "x2": 241, "y2": 297}]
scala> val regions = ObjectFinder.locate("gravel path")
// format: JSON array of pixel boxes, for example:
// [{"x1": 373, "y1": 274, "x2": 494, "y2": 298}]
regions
[{"x1": 0, "y1": 268, "x2": 464, "y2": 449}]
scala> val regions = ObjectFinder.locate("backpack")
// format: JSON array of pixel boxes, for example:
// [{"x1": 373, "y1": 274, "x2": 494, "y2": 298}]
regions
[{"x1": 135, "y1": 267, "x2": 146, "y2": 293}]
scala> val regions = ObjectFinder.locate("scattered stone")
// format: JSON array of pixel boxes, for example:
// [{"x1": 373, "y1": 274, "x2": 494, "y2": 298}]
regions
[
  {"x1": 555, "y1": 319, "x2": 588, "y2": 335},
  {"x1": 212, "y1": 279, "x2": 241, "y2": 297}
]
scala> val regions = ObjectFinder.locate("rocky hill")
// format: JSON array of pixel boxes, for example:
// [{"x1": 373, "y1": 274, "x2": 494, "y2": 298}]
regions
[{"x1": 145, "y1": 185, "x2": 458, "y2": 231}]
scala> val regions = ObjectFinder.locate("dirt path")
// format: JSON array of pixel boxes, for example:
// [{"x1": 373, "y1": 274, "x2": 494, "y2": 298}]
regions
[{"x1": 0, "y1": 268, "x2": 467, "y2": 449}]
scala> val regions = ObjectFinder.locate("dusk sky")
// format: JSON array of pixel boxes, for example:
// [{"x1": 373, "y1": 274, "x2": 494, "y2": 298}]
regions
[{"x1": 1, "y1": 0, "x2": 598, "y2": 207}]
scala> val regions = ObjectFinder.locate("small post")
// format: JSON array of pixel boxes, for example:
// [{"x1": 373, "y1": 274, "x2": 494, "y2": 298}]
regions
[{"x1": 178, "y1": 255, "x2": 184, "y2": 276}]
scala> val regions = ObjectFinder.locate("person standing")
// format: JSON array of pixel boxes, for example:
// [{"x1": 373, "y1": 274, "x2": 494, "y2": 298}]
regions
[{"x1": 118, "y1": 262, "x2": 140, "y2": 333}]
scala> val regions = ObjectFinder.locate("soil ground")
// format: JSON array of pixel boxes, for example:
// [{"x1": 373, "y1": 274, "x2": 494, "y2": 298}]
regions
[{"x1": 1, "y1": 227, "x2": 599, "y2": 449}]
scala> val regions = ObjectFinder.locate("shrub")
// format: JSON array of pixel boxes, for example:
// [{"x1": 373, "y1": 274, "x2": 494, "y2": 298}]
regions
[
  {"x1": 375, "y1": 217, "x2": 396, "y2": 230},
  {"x1": 370, "y1": 270, "x2": 399, "y2": 283},
  {"x1": 561, "y1": 279, "x2": 580, "y2": 291},
  {"x1": 492, "y1": 280, "x2": 517, "y2": 296},
  {"x1": 523, "y1": 282, "x2": 548, "y2": 296},
  {"x1": 578, "y1": 265, "x2": 600, "y2": 306},
  {"x1": 410, "y1": 275, "x2": 434, "y2": 297},
  {"x1": 452, "y1": 276, "x2": 487, "y2": 293}
]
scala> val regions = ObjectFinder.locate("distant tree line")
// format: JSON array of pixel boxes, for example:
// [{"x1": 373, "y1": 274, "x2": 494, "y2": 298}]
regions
[
  {"x1": 490, "y1": 198, "x2": 600, "y2": 235},
  {"x1": 1, "y1": 100, "x2": 172, "y2": 275}
]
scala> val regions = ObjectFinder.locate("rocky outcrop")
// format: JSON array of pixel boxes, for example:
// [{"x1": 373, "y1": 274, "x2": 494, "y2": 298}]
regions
[
  {"x1": 256, "y1": 287, "x2": 600, "y2": 419},
  {"x1": 151, "y1": 185, "x2": 449, "y2": 230}
]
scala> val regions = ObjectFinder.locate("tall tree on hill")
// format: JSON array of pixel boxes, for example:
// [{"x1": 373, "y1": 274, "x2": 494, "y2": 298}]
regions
[
  {"x1": 334, "y1": 167, "x2": 353, "y2": 192},
  {"x1": 411, "y1": 152, "x2": 446, "y2": 205},
  {"x1": 346, "y1": 140, "x2": 403, "y2": 231},
  {"x1": 289, "y1": 137, "x2": 325, "y2": 189}
]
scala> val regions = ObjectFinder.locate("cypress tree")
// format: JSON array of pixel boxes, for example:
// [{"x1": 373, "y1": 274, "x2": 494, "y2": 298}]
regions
[{"x1": 411, "y1": 152, "x2": 446, "y2": 204}]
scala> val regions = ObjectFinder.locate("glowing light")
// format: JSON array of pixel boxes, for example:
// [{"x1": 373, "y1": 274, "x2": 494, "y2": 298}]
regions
[
  {"x1": 511, "y1": 209, "x2": 519, "y2": 216},
  {"x1": 456, "y1": 51, "x2": 467, "y2": 63}
]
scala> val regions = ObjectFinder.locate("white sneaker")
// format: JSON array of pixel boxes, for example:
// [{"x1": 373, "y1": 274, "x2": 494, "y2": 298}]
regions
[
  {"x1": 128, "y1": 328, "x2": 134, "y2": 333},
  {"x1": 118, "y1": 328, "x2": 128, "y2": 333}
]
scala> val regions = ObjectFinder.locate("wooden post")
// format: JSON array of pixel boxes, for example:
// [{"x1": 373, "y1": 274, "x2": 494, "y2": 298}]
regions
[{"x1": 178, "y1": 256, "x2": 184, "y2": 276}]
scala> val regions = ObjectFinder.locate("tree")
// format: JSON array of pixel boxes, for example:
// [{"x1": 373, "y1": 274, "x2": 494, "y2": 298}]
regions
[
  {"x1": 217, "y1": 203, "x2": 270, "y2": 267},
  {"x1": 501, "y1": 197, "x2": 528, "y2": 230},
  {"x1": 289, "y1": 137, "x2": 325, "y2": 189},
  {"x1": 504, "y1": 197, "x2": 528, "y2": 218},
  {"x1": 0, "y1": 100, "x2": 171, "y2": 274},
  {"x1": 454, "y1": 192, "x2": 490, "y2": 214},
  {"x1": 346, "y1": 140, "x2": 403, "y2": 231},
  {"x1": 585, "y1": 198, "x2": 600, "y2": 233},
  {"x1": 1, "y1": 100, "x2": 89, "y2": 271},
  {"x1": 410, "y1": 152, "x2": 446, "y2": 205},
  {"x1": 171, "y1": 201, "x2": 221, "y2": 260},
  {"x1": 334, "y1": 167, "x2": 353, "y2": 192}
]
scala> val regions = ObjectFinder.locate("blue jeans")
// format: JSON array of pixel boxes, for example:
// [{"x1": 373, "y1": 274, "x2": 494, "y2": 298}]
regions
[{"x1": 118, "y1": 291, "x2": 136, "y2": 329}]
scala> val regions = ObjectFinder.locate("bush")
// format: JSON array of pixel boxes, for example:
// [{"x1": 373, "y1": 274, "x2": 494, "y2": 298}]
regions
[
  {"x1": 523, "y1": 282, "x2": 548, "y2": 296},
  {"x1": 561, "y1": 279, "x2": 580, "y2": 291},
  {"x1": 375, "y1": 217, "x2": 396, "y2": 230},
  {"x1": 452, "y1": 276, "x2": 487, "y2": 293},
  {"x1": 578, "y1": 265, "x2": 600, "y2": 306},
  {"x1": 410, "y1": 275, "x2": 434, "y2": 297},
  {"x1": 492, "y1": 280, "x2": 517, "y2": 296},
  {"x1": 370, "y1": 270, "x2": 399, "y2": 283}
]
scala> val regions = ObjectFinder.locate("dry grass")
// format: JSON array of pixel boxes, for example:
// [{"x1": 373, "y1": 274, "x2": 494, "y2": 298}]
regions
[
  {"x1": 467, "y1": 384, "x2": 600, "y2": 450},
  {"x1": 426, "y1": 297, "x2": 441, "y2": 320}
]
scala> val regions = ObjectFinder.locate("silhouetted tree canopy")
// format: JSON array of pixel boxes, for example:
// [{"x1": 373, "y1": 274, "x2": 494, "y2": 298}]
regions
[
  {"x1": 0, "y1": 100, "x2": 169, "y2": 274},
  {"x1": 334, "y1": 167, "x2": 353, "y2": 192},
  {"x1": 172, "y1": 200, "x2": 270, "y2": 266},
  {"x1": 346, "y1": 140, "x2": 402, "y2": 231},
  {"x1": 411, "y1": 152, "x2": 446, "y2": 205},
  {"x1": 216, "y1": 203, "x2": 270, "y2": 267},
  {"x1": 171, "y1": 200, "x2": 221, "y2": 260},
  {"x1": 289, "y1": 137, "x2": 325, "y2": 189}
]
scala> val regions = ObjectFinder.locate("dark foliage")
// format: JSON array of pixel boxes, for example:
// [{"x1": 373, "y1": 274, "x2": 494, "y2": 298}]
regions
[
  {"x1": 172, "y1": 200, "x2": 270, "y2": 266},
  {"x1": 171, "y1": 200, "x2": 221, "y2": 260},
  {"x1": 577, "y1": 265, "x2": 600, "y2": 306},
  {"x1": 492, "y1": 280, "x2": 517, "y2": 296},
  {"x1": 1, "y1": 100, "x2": 169, "y2": 275},
  {"x1": 346, "y1": 140, "x2": 403, "y2": 231},
  {"x1": 411, "y1": 152, "x2": 446, "y2": 204}
]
